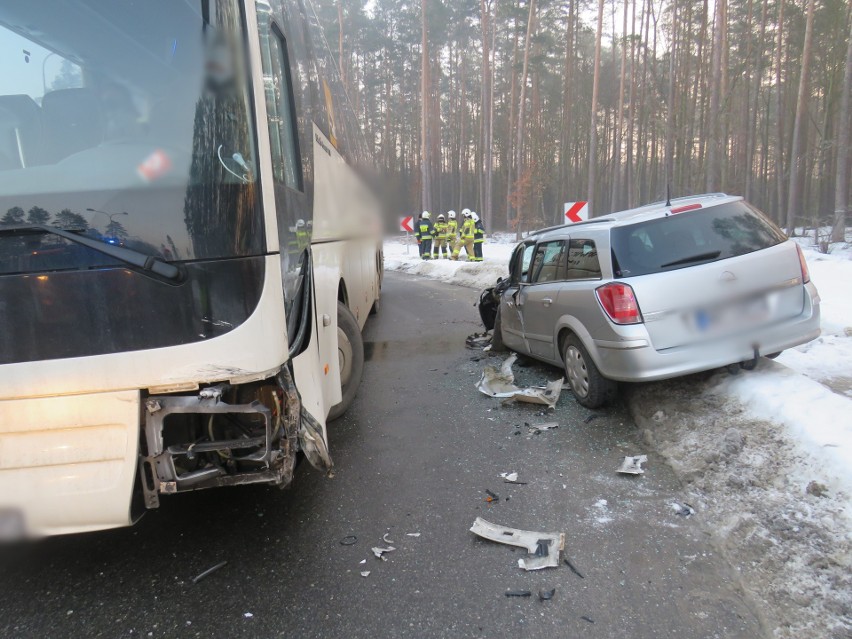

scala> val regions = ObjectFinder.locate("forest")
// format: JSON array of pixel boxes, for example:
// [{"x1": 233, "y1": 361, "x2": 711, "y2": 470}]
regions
[{"x1": 312, "y1": 0, "x2": 851, "y2": 239}]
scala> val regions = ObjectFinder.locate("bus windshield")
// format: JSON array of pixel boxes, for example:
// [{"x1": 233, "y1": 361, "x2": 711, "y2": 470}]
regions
[{"x1": 0, "y1": 0, "x2": 263, "y2": 275}]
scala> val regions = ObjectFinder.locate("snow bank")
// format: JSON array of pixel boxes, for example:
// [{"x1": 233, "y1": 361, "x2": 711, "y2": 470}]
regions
[
  {"x1": 712, "y1": 360, "x2": 852, "y2": 512},
  {"x1": 383, "y1": 233, "x2": 516, "y2": 290}
]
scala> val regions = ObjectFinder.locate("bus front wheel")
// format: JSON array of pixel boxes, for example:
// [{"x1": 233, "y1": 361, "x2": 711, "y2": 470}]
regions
[{"x1": 328, "y1": 301, "x2": 364, "y2": 422}]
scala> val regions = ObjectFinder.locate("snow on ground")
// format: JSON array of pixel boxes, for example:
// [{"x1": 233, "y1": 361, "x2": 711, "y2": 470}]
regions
[
  {"x1": 383, "y1": 232, "x2": 517, "y2": 290},
  {"x1": 387, "y1": 230, "x2": 852, "y2": 637}
]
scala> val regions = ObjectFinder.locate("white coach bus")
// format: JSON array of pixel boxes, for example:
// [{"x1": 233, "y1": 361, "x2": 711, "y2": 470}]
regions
[{"x1": 0, "y1": 0, "x2": 382, "y2": 537}]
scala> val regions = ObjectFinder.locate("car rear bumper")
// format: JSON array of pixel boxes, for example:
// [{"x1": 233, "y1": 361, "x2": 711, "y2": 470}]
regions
[
  {"x1": 591, "y1": 283, "x2": 821, "y2": 383},
  {"x1": 0, "y1": 390, "x2": 140, "y2": 539}
]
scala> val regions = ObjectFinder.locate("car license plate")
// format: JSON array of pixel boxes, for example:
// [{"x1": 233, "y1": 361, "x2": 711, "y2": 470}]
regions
[{"x1": 694, "y1": 295, "x2": 770, "y2": 333}]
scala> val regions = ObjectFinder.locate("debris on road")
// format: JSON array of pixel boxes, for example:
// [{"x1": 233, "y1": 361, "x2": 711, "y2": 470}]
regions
[
  {"x1": 485, "y1": 489, "x2": 500, "y2": 503},
  {"x1": 191, "y1": 560, "x2": 228, "y2": 584},
  {"x1": 527, "y1": 422, "x2": 558, "y2": 435},
  {"x1": 581, "y1": 616, "x2": 595, "y2": 624},
  {"x1": 360, "y1": 571, "x2": 371, "y2": 578},
  {"x1": 382, "y1": 532, "x2": 396, "y2": 544},
  {"x1": 359, "y1": 559, "x2": 367, "y2": 564},
  {"x1": 470, "y1": 517, "x2": 565, "y2": 571},
  {"x1": 243, "y1": 612, "x2": 253, "y2": 619},
  {"x1": 406, "y1": 532, "x2": 421, "y2": 537},
  {"x1": 538, "y1": 588, "x2": 556, "y2": 601},
  {"x1": 617, "y1": 455, "x2": 648, "y2": 475},
  {"x1": 340, "y1": 535, "x2": 358, "y2": 546},
  {"x1": 505, "y1": 590, "x2": 532, "y2": 597},
  {"x1": 476, "y1": 354, "x2": 564, "y2": 407},
  {"x1": 466, "y1": 332, "x2": 492, "y2": 349},
  {"x1": 564, "y1": 557, "x2": 585, "y2": 579},
  {"x1": 672, "y1": 503, "x2": 695, "y2": 517},
  {"x1": 500, "y1": 471, "x2": 527, "y2": 484},
  {"x1": 371, "y1": 545, "x2": 396, "y2": 560},
  {"x1": 584, "y1": 414, "x2": 599, "y2": 424}
]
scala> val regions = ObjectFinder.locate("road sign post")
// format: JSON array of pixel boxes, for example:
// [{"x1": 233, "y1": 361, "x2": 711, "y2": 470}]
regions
[
  {"x1": 563, "y1": 201, "x2": 589, "y2": 224},
  {"x1": 400, "y1": 215, "x2": 414, "y2": 255}
]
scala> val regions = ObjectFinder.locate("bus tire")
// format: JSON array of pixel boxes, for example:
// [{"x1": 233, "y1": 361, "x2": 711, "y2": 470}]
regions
[{"x1": 328, "y1": 301, "x2": 364, "y2": 422}]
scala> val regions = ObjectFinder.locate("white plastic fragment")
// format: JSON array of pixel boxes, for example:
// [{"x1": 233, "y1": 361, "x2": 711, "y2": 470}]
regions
[
  {"x1": 360, "y1": 571, "x2": 371, "y2": 577},
  {"x1": 359, "y1": 559, "x2": 367, "y2": 564},
  {"x1": 617, "y1": 455, "x2": 648, "y2": 475},
  {"x1": 406, "y1": 532, "x2": 421, "y2": 537},
  {"x1": 469, "y1": 517, "x2": 565, "y2": 571},
  {"x1": 371, "y1": 546, "x2": 396, "y2": 560},
  {"x1": 243, "y1": 612, "x2": 253, "y2": 619},
  {"x1": 476, "y1": 354, "x2": 564, "y2": 407},
  {"x1": 500, "y1": 472, "x2": 520, "y2": 483},
  {"x1": 382, "y1": 532, "x2": 396, "y2": 544},
  {"x1": 527, "y1": 422, "x2": 558, "y2": 434}
]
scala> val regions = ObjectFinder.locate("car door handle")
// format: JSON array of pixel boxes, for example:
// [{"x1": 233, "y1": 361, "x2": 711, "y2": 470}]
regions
[{"x1": 542, "y1": 297, "x2": 553, "y2": 306}]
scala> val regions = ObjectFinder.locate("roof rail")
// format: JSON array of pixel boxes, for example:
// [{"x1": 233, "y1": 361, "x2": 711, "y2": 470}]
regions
[
  {"x1": 645, "y1": 192, "x2": 730, "y2": 207},
  {"x1": 528, "y1": 217, "x2": 615, "y2": 237}
]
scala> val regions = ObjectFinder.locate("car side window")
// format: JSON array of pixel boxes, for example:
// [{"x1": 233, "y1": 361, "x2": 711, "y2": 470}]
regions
[
  {"x1": 513, "y1": 243, "x2": 536, "y2": 284},
  {"x1": 531, "y1": 241, "x2": 567, "y2": 283},
  {"x1": 564, "y1": 239, "x2": 602, "y2": 280}
]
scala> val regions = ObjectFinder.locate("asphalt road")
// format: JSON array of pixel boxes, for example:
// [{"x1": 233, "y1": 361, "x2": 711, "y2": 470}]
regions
[{"x1": 0, "y1": 271, "x2": 766, "y2": 639}]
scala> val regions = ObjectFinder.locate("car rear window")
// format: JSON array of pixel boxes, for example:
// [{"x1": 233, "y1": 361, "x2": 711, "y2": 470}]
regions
[{"x1": 610, "y1": 201, "x2": 787, "y2": 277}]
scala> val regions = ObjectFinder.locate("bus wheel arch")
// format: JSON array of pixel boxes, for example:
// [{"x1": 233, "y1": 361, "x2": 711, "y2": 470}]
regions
[{"x1": 328, "y1": 300, "x2": 363, "y2": 422}]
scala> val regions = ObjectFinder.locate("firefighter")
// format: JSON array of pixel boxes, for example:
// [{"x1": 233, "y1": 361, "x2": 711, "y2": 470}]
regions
[
  {"x1": 452, "y1": 210, "x2": 475, "y2": 261},
  {"x1": 432, "y1": 213, "x2": 451, "y2": 259},
  {"x1": 414, "y1": 211, "x2": 434, "y2": 260},
  {"x1": 472, "y1": 212, "x2": 485, "y2": 262}
]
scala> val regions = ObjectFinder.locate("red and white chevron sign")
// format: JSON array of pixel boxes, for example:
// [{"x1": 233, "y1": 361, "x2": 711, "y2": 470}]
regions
[
  {"x1": 400, "y1": 215, "x2": 414, "y2": 232},
  {"x1": 564, "y1": 201, "x2": 589, "y2": 224}
]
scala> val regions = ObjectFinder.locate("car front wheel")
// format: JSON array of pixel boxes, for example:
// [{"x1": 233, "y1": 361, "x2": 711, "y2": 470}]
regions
[{"x1": 563, "y1": 335, "x2": 617, "y2": 409}]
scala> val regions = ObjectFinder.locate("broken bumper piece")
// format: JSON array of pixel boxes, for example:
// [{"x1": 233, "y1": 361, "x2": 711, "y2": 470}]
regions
[
  {"x1": 470, "y1": 517, "x2": 565, "y2": 571},
  {"x1": 476, "y1": 354, "x2": 564, "y2": 408}
]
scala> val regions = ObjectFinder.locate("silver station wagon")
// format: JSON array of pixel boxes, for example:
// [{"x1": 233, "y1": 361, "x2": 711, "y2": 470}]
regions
[{"x1": 492, "y1": 194, "x2": 821, "y2": 408}]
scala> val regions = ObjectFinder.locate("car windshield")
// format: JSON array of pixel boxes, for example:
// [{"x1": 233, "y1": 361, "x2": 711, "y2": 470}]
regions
[
  {"x1": 610, "y1": 201, "x2": 787, "y2": 277},
  {"x1": 0, "y1": 0, "x2": 262, "y2": 276}
]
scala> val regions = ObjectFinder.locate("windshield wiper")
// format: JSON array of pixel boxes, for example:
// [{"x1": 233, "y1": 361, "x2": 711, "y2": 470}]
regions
[
  {"x1": 0, "y1": 224, "x2": 181, "y2": 281},
  {"x1": 660, "y1": 250, "x2": 722, "y2": 269}
]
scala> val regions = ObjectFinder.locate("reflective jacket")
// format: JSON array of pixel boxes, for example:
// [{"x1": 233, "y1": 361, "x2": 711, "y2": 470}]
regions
[
  {"x1": 415, "y1": 218, "x2": 434, "y2": 240},
  {"x1": 474, "y1": 220, "x2": 485, "y2": 243},
  {"x1": 433, "y1": 221, "x2": 448, "y2": 239},
  {"x1": 460, "y1": 218, "x2": 475, "y2": 239},
  {"x1": 447, "y1": 219, "x2": 458, "y2": 238}
]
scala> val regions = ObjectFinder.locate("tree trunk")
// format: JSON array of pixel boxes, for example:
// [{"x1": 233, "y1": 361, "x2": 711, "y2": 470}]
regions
[
  {"x1": 480, "y1": 0, "x2": 494, "y2": 229},
  {"x1": 588, "y1": 0, "x2": 605, "y2": 216},
  {"x1": 419, "y1": 0, "x2": 432, "y2": 213},
  {"x1": 706, "y1": 0, "x2": 726, "y2": 192},
  {"x1": 665, "y1": 0, "x2": 678, "y2": 198},
  {"x1": 513, "y1": 0, "x2": 537, "y2": 239},
  {"x1": 611, "y1": 0, "x2": 629, "y2": 212},
  {"x1": 786, "y1": 0, "x2": 816, "y2": 232},
  {"x1": 773, "y1": 0, "x2": 786, "y2": 224},
  {"x1": 833, "y1": 15, "x2": 852, "y2": 241}
]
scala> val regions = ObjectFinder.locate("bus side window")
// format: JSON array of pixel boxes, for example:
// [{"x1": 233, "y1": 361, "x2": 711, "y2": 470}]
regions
[{"x1": 261, "y1": 23, "x2": 302, "y2": 192}]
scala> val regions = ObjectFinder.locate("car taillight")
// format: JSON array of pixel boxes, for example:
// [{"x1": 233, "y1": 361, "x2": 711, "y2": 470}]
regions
[
  {"x1": 795, "y1": 244, "x2": 810, "y2": 284},
  {"x1": 596, "y1": 282, "x2": 643, "y2": 324}
]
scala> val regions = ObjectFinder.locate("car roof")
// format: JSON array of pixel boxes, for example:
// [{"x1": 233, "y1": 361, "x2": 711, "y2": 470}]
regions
[{"x1": 529, "y1": 193, "x2": 742, "y2": 241}]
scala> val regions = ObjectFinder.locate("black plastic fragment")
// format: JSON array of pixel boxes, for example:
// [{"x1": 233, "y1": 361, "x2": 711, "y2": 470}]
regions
[
  {"x1": 538, "y1": 588, "x2": 556, "y2": 601},
  {"x1": 564, "y1": 557, "x2": 584, "y2": 578},
  {"x1": 485, "y1": 489, "x2": 500, "y2": 503},
  {"x1": 534, "y1": 539, "x2": 551, "y2": 558},
  {"x1": 583, "y1": 414, "x2": 598, "y2": 424},
  {"x1": 581, "y1": 616, "x2": 595, "y2": 624},
  {"x1": 340, "y1": 535, "x2": 358, "y2": 546},
  {"x1": 505, "y1": 590, "x2": 532, "y2": 597}
]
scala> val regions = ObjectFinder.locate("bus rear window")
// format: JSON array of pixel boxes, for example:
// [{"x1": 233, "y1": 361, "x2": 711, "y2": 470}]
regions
[{"x1": 610, "y1": 202, "x2": 787, "y2": 277}]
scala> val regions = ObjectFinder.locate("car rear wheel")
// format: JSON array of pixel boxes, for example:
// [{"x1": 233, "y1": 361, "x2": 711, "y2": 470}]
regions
[
  {"x1": 563, "y1": 335, "x2": 617, "y2": 409},
  {"x1": 328, "y1": 301, "x2": 364, "y2": 422}
]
